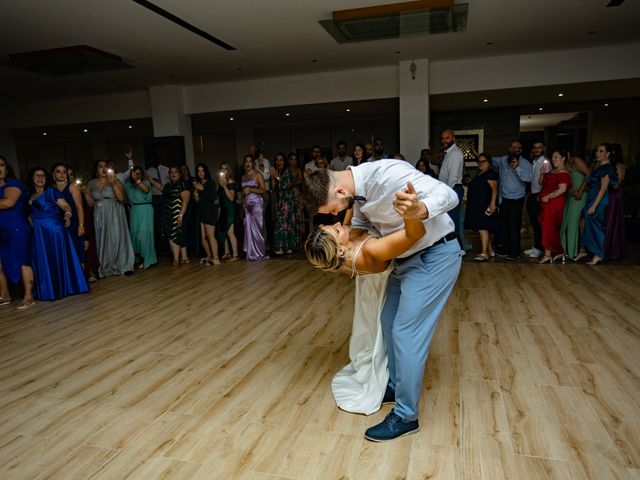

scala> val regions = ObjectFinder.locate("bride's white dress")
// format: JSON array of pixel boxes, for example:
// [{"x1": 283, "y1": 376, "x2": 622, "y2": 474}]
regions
[{"x1": 331, "y1": 236, "x2": 390, "y2": 415}]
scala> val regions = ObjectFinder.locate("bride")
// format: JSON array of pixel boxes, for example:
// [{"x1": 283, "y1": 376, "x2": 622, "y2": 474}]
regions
[{"x1": 304, "y1": 182, "x2": 424, "y2": 415}]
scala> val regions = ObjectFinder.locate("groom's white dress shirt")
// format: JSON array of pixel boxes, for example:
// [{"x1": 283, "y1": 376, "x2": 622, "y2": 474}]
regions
[{"x1": 348, "y1": 160, "x2": 458, "y2": 258}]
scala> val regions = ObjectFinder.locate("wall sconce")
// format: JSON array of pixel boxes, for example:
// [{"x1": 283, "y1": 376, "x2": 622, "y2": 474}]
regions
[{"x1": 410, "y1": 61, "x2": 417, "y2": 80}]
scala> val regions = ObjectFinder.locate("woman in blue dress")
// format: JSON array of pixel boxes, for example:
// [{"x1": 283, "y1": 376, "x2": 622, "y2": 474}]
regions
[
  {"x1": 51, "y1": 163, "x2": 85, "y2": 264},
  {"x1": 0, "y1": 156, "x2": 35, "y2": 309},
  {"x1": 574, "y1": 143, "x2": 617, "y2": 265},
  {"x1": 27, "y1": 167, "x2": 89, "y2": 301}
]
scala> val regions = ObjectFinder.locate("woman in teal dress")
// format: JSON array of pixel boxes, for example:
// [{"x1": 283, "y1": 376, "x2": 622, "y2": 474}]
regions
[
  {"x1": 216, "y1": 162, "x2": 239, "y2": 261},
  {"x1": 559, "y1": 154, "x2": 589, "y2": 260},
  {"x1": 271, "y1": 152, "x2": 300, "y2": 254},
  {"x1": 125, "y1": 166, "x2": 157, "y2": 269},
  {"x1": 574, "y1": 144, "x2": 617, "y2": 265}
]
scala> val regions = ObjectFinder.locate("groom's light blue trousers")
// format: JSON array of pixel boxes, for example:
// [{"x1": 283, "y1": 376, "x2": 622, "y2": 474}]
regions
[{"x1": 380, "y1": 236, "x2": 462, "y2": 421}]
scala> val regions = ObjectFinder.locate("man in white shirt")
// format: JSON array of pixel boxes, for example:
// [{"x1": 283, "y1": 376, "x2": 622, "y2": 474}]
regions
[
  {"x1": 304, "y1": 160, "x2": 461, "y2": 442},
  {"x1": 525, "y1": 141, "x2": 547, "y2": 258},
  {"x1": 329, "y1": 141, "x2": 353, "y2": 171},
  {"x1": 438, "y1": 129, "x2": 465, "y2": 249},
  {"x1": 304, "y1": 145, "x2": 322, "y2": 175}
]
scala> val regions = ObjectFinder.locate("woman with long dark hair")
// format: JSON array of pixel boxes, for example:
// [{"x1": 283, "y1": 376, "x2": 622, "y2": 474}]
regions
[
  {"x1": 217, "y1": 162, "x2": 239, "y2": 261},
  {"x1": 0, "y1": 156, "x2": 35, "y2": 309},
  {"x1": 51, "y1": 163, "x2": 85, "y2": 264},
  {"x1": 193, "y1": 162, "x2": 220, "y2": 265},
  {"x1": 28, "y1": 166, "x2": 88, "y2": 301}
]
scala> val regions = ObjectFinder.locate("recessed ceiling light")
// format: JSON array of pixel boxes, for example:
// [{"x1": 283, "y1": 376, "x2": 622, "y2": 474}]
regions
[
  {"x1": 558, "y1": 93, "x2": 564, "y2": 97},
  {"x1": 483, "y1": 99, "x2": 488, "y2": 103},
  {"x1": 83, "y1": 129, "x2": 88, "y2": 133},
  {"x1": 285, "y1": 113, "x2": 290, "y2": 117},
  {"x1": 128, "y1": 125, "x2": 133, "y2": 129},
  {"x1": 604, "y1": 103, "x2": 609, "y2": 107},
  {"x1": 42, "y1": 132, "x2": 47, "y2": 136},
  {"x1": 346, "y1": 108, "x2": 351, "y2": 112},
  {"x1": 538, "y1": 107, "x2": 543, "y2": 111},
  {"x1": 229, "y1": 117, "x2": 234, "y2": 121}
]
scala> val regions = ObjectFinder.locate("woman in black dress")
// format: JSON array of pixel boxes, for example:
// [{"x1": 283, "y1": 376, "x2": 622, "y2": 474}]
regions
[
  {"x1": 465, "y1": 153, "x2": 498, "y2": 261},
  {"x1": 193, "y1": 163, "x2": 220, "y2": 265}
]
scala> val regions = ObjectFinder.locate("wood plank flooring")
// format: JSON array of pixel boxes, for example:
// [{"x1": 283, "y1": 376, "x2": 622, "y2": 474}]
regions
[{"x1": 0, "y1": 258, "x2": 639, "y2": 479}]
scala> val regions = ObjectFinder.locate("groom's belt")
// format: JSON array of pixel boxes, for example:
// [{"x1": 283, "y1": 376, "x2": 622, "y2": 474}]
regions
[{"x1": 396, "y1": 232, "x2": 456, "y2": 264}]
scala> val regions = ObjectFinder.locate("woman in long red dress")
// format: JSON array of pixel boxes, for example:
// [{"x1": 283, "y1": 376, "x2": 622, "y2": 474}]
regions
[{"x1": 538, "y1": 150, "x2": 572, "y2": 264}]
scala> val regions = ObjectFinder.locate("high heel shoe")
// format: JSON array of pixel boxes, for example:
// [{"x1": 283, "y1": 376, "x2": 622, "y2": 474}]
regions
[
  {"x1": 553, "y1": 254, "x2": 566, "y2": 264},
  {"x1": 539, "y1": 256, "x2": 553, "y2": 264},
  {"x1": 573, "y1": 252, "x2": 588, "y2": 262},
  {"x1": 587, "y1": 256, "x2": 602, "y2": 265}
]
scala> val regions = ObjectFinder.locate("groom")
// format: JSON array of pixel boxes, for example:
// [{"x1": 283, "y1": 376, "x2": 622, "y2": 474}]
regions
[{"x1": 304, "y1": 159, "x2": 461, "y2": 442}]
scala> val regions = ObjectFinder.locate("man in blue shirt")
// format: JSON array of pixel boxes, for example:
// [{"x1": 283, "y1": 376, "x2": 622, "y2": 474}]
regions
[{"x1": 491, "y1": 140, "x2": 532, "y2": 260}]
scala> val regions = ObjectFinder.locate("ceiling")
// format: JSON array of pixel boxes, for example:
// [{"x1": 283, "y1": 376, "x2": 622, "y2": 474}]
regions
[{"x1": 1, "y1": 0, "x2": 639, "y2": 106}]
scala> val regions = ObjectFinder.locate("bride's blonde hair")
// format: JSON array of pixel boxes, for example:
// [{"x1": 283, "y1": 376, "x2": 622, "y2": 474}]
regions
[{"x1": 304, "y1": 225, "x2": 345, "y2": 272}]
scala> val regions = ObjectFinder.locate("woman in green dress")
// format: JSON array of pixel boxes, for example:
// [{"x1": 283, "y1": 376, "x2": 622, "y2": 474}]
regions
[
  {"x1": 559, "y1": 154, "x2": 590, "y2": 260},
  {"x1": 125, "y1": 166, "x2": 157, "y2": 269},
  {"x1": 217, "y1": 162, "x2": 239, "y2": 261}
]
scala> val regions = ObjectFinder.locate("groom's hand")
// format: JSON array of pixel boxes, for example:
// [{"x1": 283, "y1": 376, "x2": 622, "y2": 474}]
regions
[{"x1": 394, "y1": 181, "x2": 427, "y2": 219}]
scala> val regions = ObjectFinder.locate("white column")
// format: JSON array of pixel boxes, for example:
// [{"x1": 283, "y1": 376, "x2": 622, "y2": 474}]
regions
[
  {"x1": 399, "y1": 59, "x2": 430, "y2": 163},
  {"x1": 149, "y1": 85, "x2": 195, "y2": 172}
]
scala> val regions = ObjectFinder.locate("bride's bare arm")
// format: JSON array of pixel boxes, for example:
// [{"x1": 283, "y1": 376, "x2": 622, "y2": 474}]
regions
[{"x1": 360, "y1": 216, "x2": 425, "y2": 270}]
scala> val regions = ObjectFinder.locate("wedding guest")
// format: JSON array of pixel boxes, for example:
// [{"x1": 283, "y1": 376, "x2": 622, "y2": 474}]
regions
[
  {"x1": 84, "y1": 160, "x2": 135, "y2": 277},
  {"x1": 160, "y1": 166, "x2": 191, "y2": 267},
  {"x1": 242, "y1": 154, "x2": 268, "y2": 260},
  {"x1": 125, "y1": 166, "x2": 157, "y2": 269},
  {"x1": 604, "y1": 144, "x2": 627, "y2": 261},
  {"x1": 288, "y1": 152, "x2": 304, "y2": 244},
  {"x1": 560, "y1": 154, "x2": 589, "y2": 259},
  {"x1": 415, "y1": 159, "x2": 437, "y2": 179},
  {"x1": 574, "y1": 143, "x2": 617, "y2": 265},
  {"x1": 537, "y1": 150, "x2": 572, "y2": 263},
  {"x1": 271, "y1": 153, "x2": 300, "y2": 254},
  {"x1": 180, "y1": 164, "x2": 200, "y2": 260},
  {"x1": 193, "y1": 163, "x2": 220, "y2": 265},
  {"x1": 27, "y1": 167, "x2": 88, "y2": 301},
  {"x1": 217, "y1": 162, "x2": 239, "y2": 261},
  {"x1": 74, "y1": 171, "x2": 100, "y2": 282},
  {"x1": 464, "y1": 153, "x2": 498, "y2": 261},
  {"x1": 51, "y1": 163, "x2": 85, "y2": 263},
  {"x1": 0, "y1": 156, "x2": 35, "y2": 309},
  {"x1": 352, "y1": 143, "x2": 367, "y2": 166}
]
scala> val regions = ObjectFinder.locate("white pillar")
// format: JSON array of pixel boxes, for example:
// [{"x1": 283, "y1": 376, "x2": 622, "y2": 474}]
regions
[
  {"x1": 149, "y1": 85, "x2": 195, "y2": 172},
  {"x1": 399, "y1": 59, "x2": 430, "y2": 163}
]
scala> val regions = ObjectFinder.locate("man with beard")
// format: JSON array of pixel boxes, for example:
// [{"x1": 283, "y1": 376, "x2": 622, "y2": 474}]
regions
[
  {"x1": 303, "y1": 160, "x2": 460, "y2": 441},
  {"x1": 524, "y1": 141, "x2": 547, "y2": 258},
  {"x1": 438, "y1": 129, "x2": 465, "y2": 250},
  {"x1": 491, "y1": 140, "x2": 532, "y2": 260},
  {"x1": 304, "y1": 145, "x2": 322, "y2": 176},
  {"x1": 330, "y1": 141, "x2": 353, "y2": 171},
  {"x1": 368, "y1": 137, "x2": 387, "y2": 161}
]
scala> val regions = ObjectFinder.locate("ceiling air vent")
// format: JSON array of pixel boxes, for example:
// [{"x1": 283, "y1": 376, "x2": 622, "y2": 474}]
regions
[
  {"x1": 320, "y1": 0, "x2": 469, "y2": 43},
  {"x1": 5, "y1": 45, "x2": 132, "y2": 76}
]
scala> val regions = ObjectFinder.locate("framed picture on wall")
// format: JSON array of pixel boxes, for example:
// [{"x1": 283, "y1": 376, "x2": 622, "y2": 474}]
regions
[{"x1": 454, "y1": 129, "x2": 484, "y2": 167}]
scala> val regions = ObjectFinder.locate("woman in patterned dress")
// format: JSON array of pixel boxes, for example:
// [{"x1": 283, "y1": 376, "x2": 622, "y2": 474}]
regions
[{"x1": 161, "y1": 166, "x2": 191, "y2": 268}]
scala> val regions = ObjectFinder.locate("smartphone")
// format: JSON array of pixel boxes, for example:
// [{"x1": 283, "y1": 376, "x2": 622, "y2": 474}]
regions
[
  {"x1": 543, "y1": 159, "x2": 550, "y2": 173},
  {"x1": 485, "y1": 208, "x2": 494, "y2": 216}
]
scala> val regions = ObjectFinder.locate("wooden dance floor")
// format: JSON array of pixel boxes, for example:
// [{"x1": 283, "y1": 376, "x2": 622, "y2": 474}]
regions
[{"x1": 1, "y1": 258, "x2": 639, "y2": 479}]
